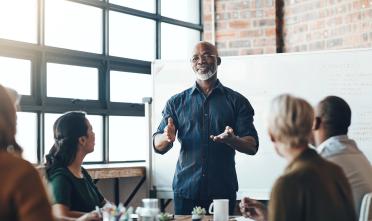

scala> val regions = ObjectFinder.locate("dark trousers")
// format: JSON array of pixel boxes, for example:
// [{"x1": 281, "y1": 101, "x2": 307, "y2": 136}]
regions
[{"x1": 174, "y1": 194, "x2": 237, "y2": 215}]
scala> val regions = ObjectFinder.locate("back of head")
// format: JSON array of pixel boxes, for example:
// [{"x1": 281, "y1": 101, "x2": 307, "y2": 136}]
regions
[
  {"x1": 317, "y1": 96, "x2": 351, "y2": 136},
  {"x1": 0, "y1": 84, "x2": 22, "y2": 154},
  {"x1": 45, "y1": 111, "x2": 87, "y2": 176},
  {"x1": 268, "y1": 94, "x2": 314, "y2": 147}
]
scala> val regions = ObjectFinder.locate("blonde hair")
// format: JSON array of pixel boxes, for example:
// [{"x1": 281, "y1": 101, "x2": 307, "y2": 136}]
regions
[
  {"x1": 0, "y1": 84, "x2": 22, "y2": 154},
  {"x1": 268, "y1": 94, "x2": 314, "y2": 147}
]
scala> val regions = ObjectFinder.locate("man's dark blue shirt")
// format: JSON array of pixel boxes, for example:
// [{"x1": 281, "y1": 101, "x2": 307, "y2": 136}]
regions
[{"x1": 153, "y1": 79, "x2": 259, "y2": 200}]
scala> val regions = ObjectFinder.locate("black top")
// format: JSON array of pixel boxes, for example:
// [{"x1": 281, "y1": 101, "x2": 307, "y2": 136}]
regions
[{"x1": 48, "y1": 167, "x2": 105, "y2": 212}]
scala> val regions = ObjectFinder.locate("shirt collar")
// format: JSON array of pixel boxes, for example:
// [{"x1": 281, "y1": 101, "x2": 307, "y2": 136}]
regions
[
  {"x1": 190, "y1": 79, "x2": 225, "y2": 96},
  {"x1": 316, "y1": 135, "x2": 349, "y2": 154}
]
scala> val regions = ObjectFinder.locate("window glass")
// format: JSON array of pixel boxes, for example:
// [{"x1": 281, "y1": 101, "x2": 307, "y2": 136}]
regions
[
  {"x1": 16, "y1": 112, "x2": 37, "y2": 163},
  {"x1": 47, "y1": 63, "x2": 98, "y2": 100},
  {"x1": 110, "y1": 71, "x2": 151, "y2": 103},
  {"x1": 109, "y1": 0, "x2": 155, "y2": 13},
  {"x1": 161, "y1": 23, "x2": 200, "y2": 60},
  {"x1": 109, "y1": 116, "x2": 147, "y2": 161},
  {"x1": 161, "y1": 0, "x2": 200, "y2": 24},
  {"x1": 0, "y1": 56, "x2": 31, "y2": 95},
  {"x1": 109, "y1": 11, "x2": 155, "y2": 61},
  {"x1": 0, "y1": 0, "x2": 37, "y2": 43},
  {"x1": 45, "y1": 0, "x2": 102, "y2": 53}
]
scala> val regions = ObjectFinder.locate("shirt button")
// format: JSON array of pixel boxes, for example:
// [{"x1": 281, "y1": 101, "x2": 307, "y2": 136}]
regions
[
  {"x1": 202, "y1": 174, "x2": 205, "y2": 177},
  {"x1": 204, "y1": 113, "x2": 208, "y2": 117}
]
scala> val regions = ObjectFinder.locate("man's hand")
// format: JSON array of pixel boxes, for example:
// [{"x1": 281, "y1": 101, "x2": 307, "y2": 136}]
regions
[
  {"x1": 239, "y1": 197, "x2": 267, "y2": 221},
  {"x1": 210, "y1": 126, "x2": 236, "y2": 143},
  {"x1": 164, "y1": 117, "x2": 176, "y2": 143}
]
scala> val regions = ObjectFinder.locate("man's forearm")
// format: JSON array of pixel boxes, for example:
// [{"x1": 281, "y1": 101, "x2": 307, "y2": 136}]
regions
[{"x1": 227, "y1": 136, "x2": 257, "y2": 155}]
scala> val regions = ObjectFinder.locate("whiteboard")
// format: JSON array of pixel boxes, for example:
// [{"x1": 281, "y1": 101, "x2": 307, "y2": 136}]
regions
[{"x1": 151, "y1": 48, "x2": 372, "y2": 200}]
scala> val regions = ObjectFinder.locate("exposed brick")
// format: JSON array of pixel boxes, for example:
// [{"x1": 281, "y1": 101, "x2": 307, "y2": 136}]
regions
[
  {"x1": 240, "y1": 48, "x2": 264, "y2": 55},
  {"x1": 326, "y1": 38, "x2": 343, "y2": 48},
  {"x1": 229, "y1": 40, "x2": 251, "y2": 48},
  {"x1": 229, "y1": 20, "x2": 251, "y2": 29},
  {"x1": 219, "y1": 50, "x2": 239, "y2": 56},
  {"x1": 240, "y1": 30, "x2": 263, "y2": 38}
]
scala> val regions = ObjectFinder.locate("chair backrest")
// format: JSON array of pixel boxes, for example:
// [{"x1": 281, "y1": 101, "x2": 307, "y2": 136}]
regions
[{"x1": 359, "y1": 193, "x2": 372, "y2": 221}]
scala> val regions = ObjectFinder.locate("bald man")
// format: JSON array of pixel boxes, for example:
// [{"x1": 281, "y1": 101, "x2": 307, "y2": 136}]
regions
[
  {"x1": 153, "y1": 41, "x2": 259, "y2": 215},
  {"x1": 313, "y1": 96, "x2": 372, "y2": 218}
]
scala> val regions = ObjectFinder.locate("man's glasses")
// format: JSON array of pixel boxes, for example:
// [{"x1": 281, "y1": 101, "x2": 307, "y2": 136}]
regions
[{"x1": 190, "y1": 54, "x2": 217, "y2": 63}]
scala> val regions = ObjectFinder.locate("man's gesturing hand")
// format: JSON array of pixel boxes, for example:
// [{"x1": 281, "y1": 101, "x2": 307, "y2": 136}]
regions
[{"x1": 164, "y1": 117, "x2": 176, "y2": 143}]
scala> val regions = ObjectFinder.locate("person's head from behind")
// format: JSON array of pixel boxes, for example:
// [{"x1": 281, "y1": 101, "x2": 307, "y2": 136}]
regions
[
  {"x1": 313, "y1": 96, "x2": 351, "y2": 146},
  {"x1": 0, "y1": 85, "x2": 22, "y2": 154},
  {"x1": 190, "y1": 41, "x2": 221, "y2": 81},
  {"x1": 46, "y1": 111, "x2": 95, "y2": 173},
  {"x1": 267, "y1": 94, "x2": 314, "y2": 159}
]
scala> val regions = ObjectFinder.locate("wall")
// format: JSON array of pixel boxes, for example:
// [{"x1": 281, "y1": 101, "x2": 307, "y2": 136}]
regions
[
  {"x1": 203, "y1": 0, "x2": 372, "y2": 53},
  {"x1": 203, "y1": 0, "x2": 277, "y2": 55}
]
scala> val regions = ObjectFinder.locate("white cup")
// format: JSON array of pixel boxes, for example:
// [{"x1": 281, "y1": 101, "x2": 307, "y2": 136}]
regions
[
  {"x1": 209, "y1": 199, "x2": 229, "y2": 221},
  {"x1": 142, "y1": 198, "x2": 159, "y2": 209}
]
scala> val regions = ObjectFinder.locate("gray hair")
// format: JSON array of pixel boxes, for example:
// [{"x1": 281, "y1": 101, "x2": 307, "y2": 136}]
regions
[{"x1": 268, "y1": 94, "x2": 314, "y2": 147}]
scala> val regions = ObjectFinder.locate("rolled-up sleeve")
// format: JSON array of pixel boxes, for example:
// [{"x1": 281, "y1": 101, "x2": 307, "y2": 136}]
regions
[{"x1": 235, "y1": 96, "x2": 259, "y2": 147}]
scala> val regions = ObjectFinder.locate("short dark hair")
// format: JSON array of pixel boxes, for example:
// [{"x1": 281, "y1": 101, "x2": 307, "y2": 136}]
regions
[
  {"x1": 317, "y1": 96, "x2": 351, "y2": 135},
  {"x1": 45, "y1": 111, "x2": 88, "y2": 177}
]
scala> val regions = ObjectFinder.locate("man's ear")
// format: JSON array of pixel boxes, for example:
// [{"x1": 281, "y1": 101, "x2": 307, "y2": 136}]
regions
[
  {"x1": 313, "y1": 117, "x2": 321, "y2": 130},
  {"x1": 268, "y1": 131, "x2": 275, "y2": 142},
  {"x1": 217, "y1": 56, "x2": 221, "y2": 65}
]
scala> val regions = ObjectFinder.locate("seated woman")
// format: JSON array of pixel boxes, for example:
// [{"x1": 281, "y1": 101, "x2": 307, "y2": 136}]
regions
[
  {"x1": 239, "y1": 94, "x2": 357, "y2": 221},
  {"x1": 0, "y1": 85, "x2": 54, "y2": 221},
  {"x1": 46, "y1": 111, "x2": 106, "y2": 219}
]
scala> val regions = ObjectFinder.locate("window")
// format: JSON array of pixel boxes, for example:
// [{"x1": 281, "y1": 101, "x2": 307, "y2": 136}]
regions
[
  {"x1": 16, "y1": 112, "x2": 38, "y2": 163},
  {"x1": 109, "y1": 116, "x2": 147, "y2": 162},
  {"x1": 46, "y1": 63, "x2": 99, "y2": 100},
  {"x1": 0, "y1": 56, "x2": 31, "y2": 95},
  {"x1": 0, "y1": 0, "x2": 38, "y2": 43},
  {"x1": 0, "y1": 0, "x2": 201, "y2": 164},
  {"x1": 45, "y1": 0, "x2": 102, "y2": 53},
  {"x1": 110, "y1": 71, "x2": 152, "y2": 103},
  {"x1": 161, "y1": 0, "x2": 200, "y2": 24},
  {"x1": 109, "y1": 0, "x2": 155, "y2": 13},
  {"x1": 109, "y1": 12, "x2": 155, "y2": 61},
  {"x1": 161, "y1": 23, "x2": 201, "y2": 60}
]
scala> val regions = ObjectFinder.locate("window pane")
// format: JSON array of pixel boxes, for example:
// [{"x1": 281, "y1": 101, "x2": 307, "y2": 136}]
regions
[
  {"x1": 110, "y1": 71, "x2": 151, "y2": 103},
  {"x1": 109, "y1": 116, "x2": 147, "y2": 161},
  {"x1": 0, "y1": 56, "x2": 31, "y2": 95},
  {"x1": 161, "y1": 0, "x2": 200, "y2": 24},
  {"x1": 44, "y1": 113, "x2": 103, "y2": 163},
  {"x1": 16, "y1": 112, "x2": 37, "y2": 164},
  {"x1": 0, "y1": 0, "x2": 37, "y2": 43},
  {"x1": 47, "y1": 63, "x2": 98, "y2": 100},
  {"x1": 45, "y1": 0, "x2": 102, "y2": 53},
  {"x1": 109, "y1": 0, "x2": 155, "y2": 13},
  {"x1": 161, "y1": 23, "x2": 200, "y2": 60},
  {"x1": 109, "y1": 11, "x2": 155, "y2": 61}
]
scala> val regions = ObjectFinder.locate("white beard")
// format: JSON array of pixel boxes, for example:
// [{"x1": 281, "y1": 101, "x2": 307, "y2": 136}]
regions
[{"x1": 195, "y1": 70, "x2": 216, "y2": 80}]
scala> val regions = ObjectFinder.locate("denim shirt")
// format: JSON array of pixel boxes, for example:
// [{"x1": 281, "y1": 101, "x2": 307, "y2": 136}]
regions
[{"x1": 153, "y1": 79, "x2": 259, "y2": 200}]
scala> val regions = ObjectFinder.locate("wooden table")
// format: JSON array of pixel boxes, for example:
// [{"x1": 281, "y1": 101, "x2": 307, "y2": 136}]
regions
[{"x1": 37, "y1": 163, "x2": 146, "y2": 206}]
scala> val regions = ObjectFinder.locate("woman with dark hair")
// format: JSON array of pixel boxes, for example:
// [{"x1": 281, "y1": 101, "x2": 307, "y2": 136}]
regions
[
  {"x1": 46, "y1": 111, "x2": 105, "y2": 219},
  {"x1": 0, "y1": 84, "x2": 54, "y2": 221}
]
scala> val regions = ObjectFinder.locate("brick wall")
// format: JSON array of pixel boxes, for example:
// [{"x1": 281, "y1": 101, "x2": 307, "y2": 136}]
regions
[
  {"x1": 283, "y1": 0, "x2": 372, "y2": 52},
  {"x1": 202, "y1": 0, "x2": 372, "y2": 54},
  {"x1": 203, "y1": 0, "x2": 277, "y2": 56}
]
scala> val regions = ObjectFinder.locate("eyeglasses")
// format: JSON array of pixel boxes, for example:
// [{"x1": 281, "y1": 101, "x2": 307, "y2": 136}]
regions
[{"x1": 190, "y1": 54, "x2": 217, "y2": 63}]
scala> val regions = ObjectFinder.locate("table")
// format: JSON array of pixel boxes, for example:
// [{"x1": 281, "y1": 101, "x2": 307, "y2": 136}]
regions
[{"x1": 37, "y1": 163, "x2": 146, "y2": 206}]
